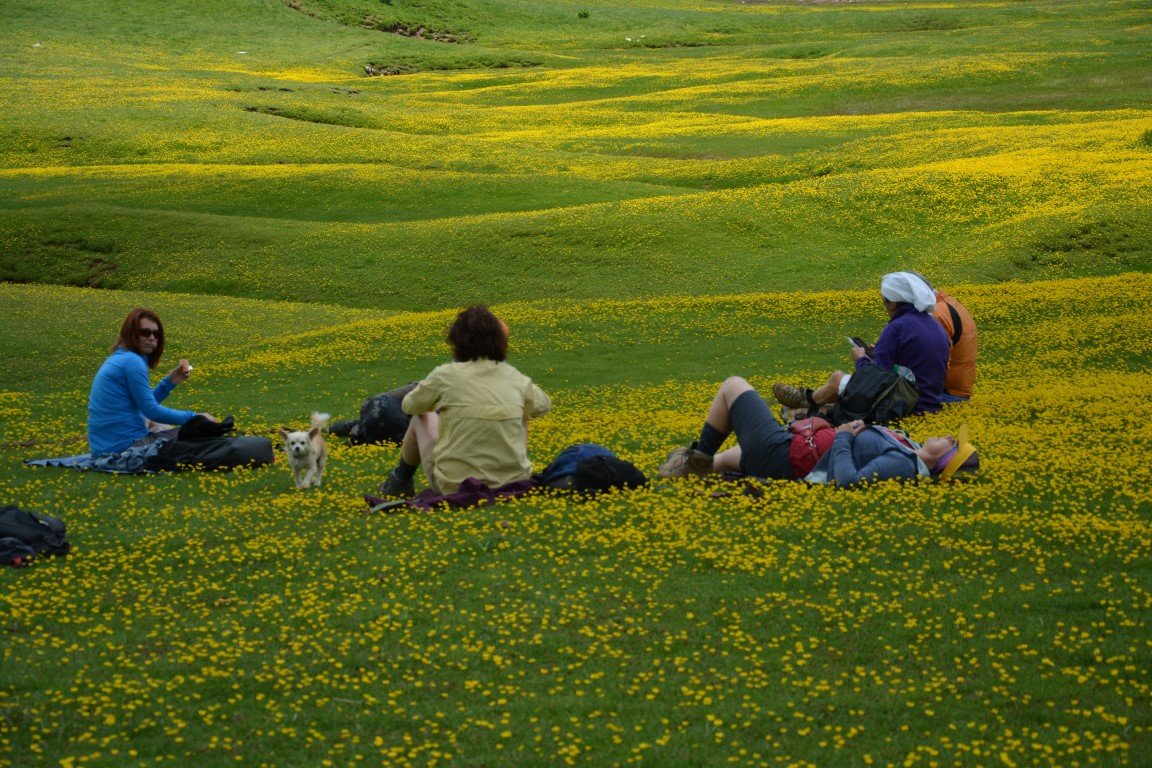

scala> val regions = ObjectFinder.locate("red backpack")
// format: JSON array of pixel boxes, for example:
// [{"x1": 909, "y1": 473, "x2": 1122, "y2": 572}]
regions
[{"x1": 788, "y1": 417, "x2": 835, "y2": 478}]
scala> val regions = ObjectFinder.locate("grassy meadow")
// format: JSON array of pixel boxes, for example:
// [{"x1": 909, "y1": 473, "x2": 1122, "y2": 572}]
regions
[{"x1": 2, "y1": 0, "x2": 1151, "y2": 766}]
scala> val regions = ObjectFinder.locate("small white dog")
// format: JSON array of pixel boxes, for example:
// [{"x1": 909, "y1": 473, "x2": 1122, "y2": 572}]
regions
[{"x1": 279, "y1": 412, "x2": 329, "y2": 489}]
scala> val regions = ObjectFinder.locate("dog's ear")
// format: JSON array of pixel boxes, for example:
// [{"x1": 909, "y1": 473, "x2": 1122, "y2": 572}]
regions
[
  {"x1": 278, "y1": 427, "x2": 290, "y2": 439},
  {"x1": 308, "y1": 427, "x2": 320, "y2": 439}
]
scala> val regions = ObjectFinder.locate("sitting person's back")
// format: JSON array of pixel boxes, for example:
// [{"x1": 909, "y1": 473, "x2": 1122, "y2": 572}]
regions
[
  {"x1": 378, "y1": 304, "x2": 551, "y2": 499},
  {"x1": 933, "y1": 290, "x2": 977, "y2": 400},
  {"x1": 403, "y1": 358, "x2": 549, "y2": 493}
]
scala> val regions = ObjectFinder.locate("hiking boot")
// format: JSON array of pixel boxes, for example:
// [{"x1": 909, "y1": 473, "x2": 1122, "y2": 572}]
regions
[
  {"x1": 378, "y1": 470, "x2": 415, "y2": 499},
  {"x1": 327, "y1": 419, "x2": 356, "y2": 437},
  {"x1": 772, "y1": 382, "x2": 812, "y2": 409},
  {"x1": 657, "y1": 443, "x2": 714, "y2": 479}
]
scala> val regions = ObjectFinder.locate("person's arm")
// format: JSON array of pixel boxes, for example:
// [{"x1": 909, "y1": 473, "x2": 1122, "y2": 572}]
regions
[
  {"x1": 857, "y1": 322, "x2": 900, "y2": 371},
  {"x1": 152, "y1": 373, "x2": 177, "y2": 404},
  {"x1": 525, "y1": 383, "x2": 552, "y2": 419},
  {"x1": 124, "y1": 357, "x2": 196, "y2": 425},
  {"x1": 828, "y1": 426, "x2": 915, "y2": 487},
  {"x1": 401, "y1": 369, "x2": 443, "y2": 416}
]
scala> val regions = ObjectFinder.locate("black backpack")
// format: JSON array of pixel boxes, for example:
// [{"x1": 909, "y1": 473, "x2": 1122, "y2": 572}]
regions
[
  {"x1": 351, "y1": 382, "x2": 418, "y2": 445},
  {"x1": 572, "y1": 455, "x2": 648, "y2": 495},
  {"x1": 831, "y1": 365, "x2": 919, "y2": 425},
  {"x1": 0, "y1": 505, "x2": 71, "y2": 557},
  {"x1": 146, "y1": 435, "x2": 275, "y2": 472}
]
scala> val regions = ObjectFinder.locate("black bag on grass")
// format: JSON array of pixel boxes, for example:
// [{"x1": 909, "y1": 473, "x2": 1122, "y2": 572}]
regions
[
  {"x1": 536, "y1": 444, "x2": 648, "y2": 495},
  {"x1": 0, "y1": 505, "x2": 71, "y2": 557},
  {"x1": 537, "y1": 443, "x2": 616, "y2": 487},
  {"x1": 177, "y1": 413, "x2": 236, "y2": 440},
  {"x1": 143, "y1": 414, "x2": 274, "y2": 472},
  {"x1": 146, "y1": 436, "x2": 274, "y2": 472},
  {"x1": 572, "y1": 455, "x2": 648, "y2": 495},
  {"x1": 831, "y1": 365, "x2": 919, "y2": 426},
  {"x1": 1, "y1": 537, "x2": 36, "y2": 567}
]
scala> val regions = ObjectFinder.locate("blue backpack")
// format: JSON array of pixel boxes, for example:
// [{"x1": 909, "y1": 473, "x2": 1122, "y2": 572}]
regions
[
  {"x1": 537, "y1": 443, "x2": 647, "y2": 494},
  {"x1": 537, "y1": 443, "x2": 617, "y2": 486}
]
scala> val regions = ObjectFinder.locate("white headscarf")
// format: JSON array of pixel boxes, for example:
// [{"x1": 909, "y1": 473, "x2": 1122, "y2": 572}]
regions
[{"x1": 880, "y1": 272, "x2": 937, "y2": 313}]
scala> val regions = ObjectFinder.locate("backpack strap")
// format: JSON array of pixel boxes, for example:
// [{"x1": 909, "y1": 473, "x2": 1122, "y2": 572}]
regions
[{"x1": 945, "y1": 301, "x2": 963, "y2": 347}]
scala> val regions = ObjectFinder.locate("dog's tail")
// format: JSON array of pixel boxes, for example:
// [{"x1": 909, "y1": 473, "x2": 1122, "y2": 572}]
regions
[{"x1": 311, "y1": 412, "x2": 331, "y2": 431}]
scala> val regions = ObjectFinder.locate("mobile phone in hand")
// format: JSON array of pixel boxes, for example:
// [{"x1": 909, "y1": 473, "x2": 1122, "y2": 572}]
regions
[{"x1": 848, "y1": 336, "x2": 873, "y2": 356}]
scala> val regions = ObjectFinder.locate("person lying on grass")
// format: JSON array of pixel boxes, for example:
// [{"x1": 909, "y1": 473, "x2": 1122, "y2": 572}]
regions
[
  {"x1": 803, "y1": 421, "x2": 978, "y2": 487},
  {"x1": 87, "y1": 307, "x2": 217, "y2": 457},
  {"x1": 378, "y1": 304, "x2": 552, "y2": 498},
  {"x1": 658, "y1": 376, "x2": 977, "y2": 486}
]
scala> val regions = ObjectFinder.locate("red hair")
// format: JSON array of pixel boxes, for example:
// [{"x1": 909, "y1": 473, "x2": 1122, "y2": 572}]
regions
[{"x1": 113, "y1": 307, "x2": 165, "y2": 369}]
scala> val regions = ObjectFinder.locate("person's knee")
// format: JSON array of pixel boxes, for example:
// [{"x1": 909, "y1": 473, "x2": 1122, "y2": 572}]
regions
[
  {"x1": 722, "y1": 376, "x2": 753, "y2": 395},
  {"x1": 811, "y1": 371, "x2": 847, "y2": 405}
]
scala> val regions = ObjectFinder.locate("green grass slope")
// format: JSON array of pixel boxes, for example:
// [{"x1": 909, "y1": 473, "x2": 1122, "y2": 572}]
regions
[
  {"x1": 0, "y1": 276, "x2": 1150, "y2": 766},
  {"x1": 2, "y1": 0, "x2": 1151, "y2": 307}
]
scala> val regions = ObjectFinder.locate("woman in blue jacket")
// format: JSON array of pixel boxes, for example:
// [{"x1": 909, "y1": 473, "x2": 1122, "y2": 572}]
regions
[{"x1": 87, "y1": 308, "x2": 215, "y2": 456}]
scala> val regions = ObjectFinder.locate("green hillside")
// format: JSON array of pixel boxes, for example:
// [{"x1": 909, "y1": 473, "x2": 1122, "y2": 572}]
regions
[
  {"x1": 2, "y1": 0, "x2": 1150, "y2": 307},
  {"x1": 2, "y1": 1, "x2": 1151, "y2": 766}
]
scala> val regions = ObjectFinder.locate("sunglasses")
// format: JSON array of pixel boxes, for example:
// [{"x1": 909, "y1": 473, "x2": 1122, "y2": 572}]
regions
[{"x1": 138, "y1": 328, "x2": 161, "y2": 339}]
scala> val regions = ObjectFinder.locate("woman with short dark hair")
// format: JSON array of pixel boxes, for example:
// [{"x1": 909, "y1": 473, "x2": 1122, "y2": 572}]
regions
[
  {"x1": 448, "y1": 304, "x2": 509, "y2": 363},
  {"x1": 87, "y1": 308, "x2": 214, "y2": 456},
  {"x1": 379, "y1": 304, "x2": 551, "y2": 497}
]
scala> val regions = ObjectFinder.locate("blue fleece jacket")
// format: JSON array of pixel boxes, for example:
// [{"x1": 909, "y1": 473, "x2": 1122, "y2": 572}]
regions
[
  {"x1": 808, "y1": 427, "x2": 929, "y2": 487},
  {"x1": 857, "y1": 303, "x2": 950, "y2": 414},
  {"x1": 87, "y1": 348, "x2": 195, "y2": 456}
]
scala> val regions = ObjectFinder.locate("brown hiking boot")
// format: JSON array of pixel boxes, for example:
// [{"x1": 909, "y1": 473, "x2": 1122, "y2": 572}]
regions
[
  {"x1": 772, "y1": 382, "x2": 812, "y2": 409},
  {"x1": 657, "y1": 444, "x2": 714, "y2": 479}
]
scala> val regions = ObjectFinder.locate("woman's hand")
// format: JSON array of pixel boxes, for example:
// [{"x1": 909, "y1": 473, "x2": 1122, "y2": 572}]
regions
[
  {"x1": 197, "y1": 413, "x2": 220, "y2": 423},
  {"x1": 836, "y1": 419, "x2": 866, "y2": 436},
  {"x1": 850, "y1": 346, "x2": 870, "y2": 363},
  {"x1": 168, "y1": 359, "x2": 193, "y2": 386}
]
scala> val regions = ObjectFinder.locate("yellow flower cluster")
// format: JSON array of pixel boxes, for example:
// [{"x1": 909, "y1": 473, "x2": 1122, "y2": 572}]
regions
[{"x1": 0, "y1": 273, "x2": 1149, "y2": 765}]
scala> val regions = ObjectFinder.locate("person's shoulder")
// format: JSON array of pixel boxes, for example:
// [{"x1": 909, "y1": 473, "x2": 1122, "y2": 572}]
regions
[
  {"x1": 886, "y1": 309, "x2": 919, "y2": 331},
  {"x1": 497, "y1": 361, "x2": 535, "y2": 384},
  {"x1": 408, "y1": 364, "x2": 450, "y2": 393},
  {"x1": 908, "y1": 309, "x2": 943, "y2": 327},
  {"x1": 106, "y1": 347, "x2": 145, "y2": 369}
]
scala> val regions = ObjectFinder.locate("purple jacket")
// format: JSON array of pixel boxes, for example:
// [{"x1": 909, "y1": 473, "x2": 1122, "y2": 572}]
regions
[{"x1": 856, "y1": 303, "x2": 950, "y2": 414}]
